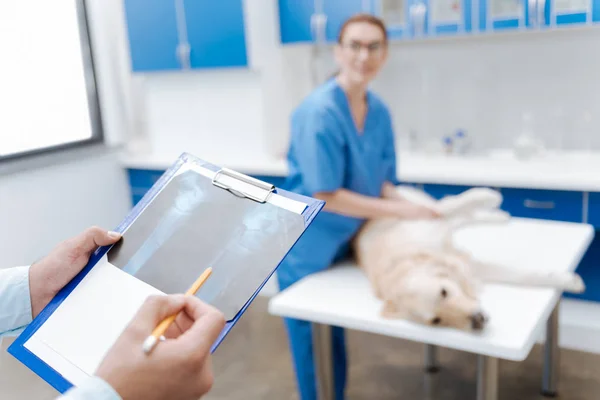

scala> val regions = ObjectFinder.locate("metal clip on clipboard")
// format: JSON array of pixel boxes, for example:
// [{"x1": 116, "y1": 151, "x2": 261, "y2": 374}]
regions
[{"x1": 212, "y1": 167, "x2": 275, "y2": 203}]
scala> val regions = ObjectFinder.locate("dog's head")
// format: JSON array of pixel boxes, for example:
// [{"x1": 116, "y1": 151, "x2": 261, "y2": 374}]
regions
[{"x1": 380, "y1": 255, "x2": 488, "y2": 331}]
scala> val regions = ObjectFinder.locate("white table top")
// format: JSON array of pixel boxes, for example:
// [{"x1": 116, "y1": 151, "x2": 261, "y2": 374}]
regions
[{"x1": 268, "y1": 218, "x2": 594, "y2": 361}]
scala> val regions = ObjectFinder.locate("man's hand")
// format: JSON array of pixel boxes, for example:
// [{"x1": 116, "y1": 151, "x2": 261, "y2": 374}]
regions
[
  {"x1": 29, "y1": 226, "x2": 122, "y2": 318},
  {"x1": 96, "y1": 294, "x2": 226, "y2": 400}
]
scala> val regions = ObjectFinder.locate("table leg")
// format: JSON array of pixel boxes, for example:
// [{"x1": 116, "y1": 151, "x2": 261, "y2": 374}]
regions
[
  {"x1": 312, "y1": 323, "x2": 334, "y2": 400},
  {"x1": 542, "y1": 305, "x2": 560, "y2": 397},
  {"x1": 425, "y1": 344, "x2": 440, "y2": 373},
  {"x1": 476, "y1": 355, "x2": 498, "y2": 400}
]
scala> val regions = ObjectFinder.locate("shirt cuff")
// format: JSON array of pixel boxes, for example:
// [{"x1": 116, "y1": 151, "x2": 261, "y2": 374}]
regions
[
  {"x1": 57, "y1": 376, "x2": 122, "y2": 400},
  {"x1": 0, "y1": 266, "x2": 33, "y2": 337}
]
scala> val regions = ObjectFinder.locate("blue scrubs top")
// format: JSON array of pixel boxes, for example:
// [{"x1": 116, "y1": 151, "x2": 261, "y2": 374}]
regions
[{"x1": 279, "y1": 79, "x2": 399, "y2": 282}]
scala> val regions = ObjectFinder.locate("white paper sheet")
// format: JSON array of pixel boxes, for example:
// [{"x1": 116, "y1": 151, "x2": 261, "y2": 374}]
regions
[{"x1": 24, "y1": 256, "x2": 163, "y2": 385}]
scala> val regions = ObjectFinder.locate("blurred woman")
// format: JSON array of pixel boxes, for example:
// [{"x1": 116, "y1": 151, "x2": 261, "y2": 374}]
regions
[{"x1": 278, "y1": 13, "x2": 438, "y2": 400}]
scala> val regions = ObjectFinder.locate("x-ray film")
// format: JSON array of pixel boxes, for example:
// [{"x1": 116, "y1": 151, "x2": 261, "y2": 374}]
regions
[{"x1": 108, "y1": 160, "x2": 307, "y2": 321}]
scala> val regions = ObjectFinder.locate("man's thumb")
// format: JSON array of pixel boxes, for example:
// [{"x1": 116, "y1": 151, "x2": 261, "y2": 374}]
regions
[{"x1": 77, "y1": 226, "x2": 121, "y2": 253}]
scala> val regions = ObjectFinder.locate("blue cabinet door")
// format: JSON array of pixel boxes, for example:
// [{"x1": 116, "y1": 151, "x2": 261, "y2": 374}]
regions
[
  {"x1": 422, "y1": 183, "x2": 474, "y2": 199},
  {"x1": 278, "y1": 0, "x2": 369, "y2": 44},
  {"x1": 278, "y1": 0, "x2": 316, "y2": 43},
  {"x1": 479, "y1": 0, "x2": 533, "y2": 31},
  {"x1": 184, "y1": 0, "x2": 248, "y2": 69},
  {"x1": 424, "y1": 0, "x2": 473, "y2": 35},
  {"x1": 500, "y1": 188, "x2": 584, "y2": 223},
  {"x1": 587, "y1": 192, "x2": 600, "y2": 228},
  {"x1": 323, "y1": 0, "x2": 369, "y2": 42},
  {"x1": 547, "y1": 0, "x2": 598, "y2": 26},
  {"x1": 123, "y1": 0, "x2": 181, "y2": 72},
  {"x1": 372, "y1": 0, "x2": 412, "y2": 39}
]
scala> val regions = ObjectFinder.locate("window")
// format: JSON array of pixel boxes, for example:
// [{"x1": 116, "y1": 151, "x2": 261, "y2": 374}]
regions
[{"x1": 0, "y1": 0, "x2": 102, "y2": 161}]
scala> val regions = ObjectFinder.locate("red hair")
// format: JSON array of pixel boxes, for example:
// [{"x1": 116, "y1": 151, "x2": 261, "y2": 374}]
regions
[{"x1": 337, "y1": 13, "x2": 388, "y2": 44}]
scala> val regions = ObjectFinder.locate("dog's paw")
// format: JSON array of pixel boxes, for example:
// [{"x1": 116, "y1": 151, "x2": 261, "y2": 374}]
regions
[
  {"x1": 548, "y1": 272, "x2": 586, "y2": 293},
  {"x1": 561, "y1": 272, "x2": 586, "y2": 293},
  {"x1": 471, "y1": 209, "x2": 511, "y2": 223}
]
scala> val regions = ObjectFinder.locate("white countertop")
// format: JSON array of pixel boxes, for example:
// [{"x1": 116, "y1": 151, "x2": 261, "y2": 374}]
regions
[
  {"x1": 268, "y1": 218, "x2": 594, "y2": 360},
  {"x1": 120, "y1": 149, "x2": 600, "y2": 192}
]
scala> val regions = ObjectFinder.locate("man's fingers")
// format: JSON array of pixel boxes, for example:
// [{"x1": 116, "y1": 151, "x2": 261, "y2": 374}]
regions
[
  {"x1": 177, "y1": 296, "x2": 225, "y2": 353},
  {"x1": 163, "y1": 311, "x2": 195, "y2": 339},
  {"x1": 76, "y1": 226, "x2": 122, "y2": 254},
  {"x1": 133, "y1": 295, "x2": 187, "y2": 332}
]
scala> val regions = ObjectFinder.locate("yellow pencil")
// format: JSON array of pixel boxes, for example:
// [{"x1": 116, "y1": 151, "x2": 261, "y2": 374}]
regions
[{"x1": 142, "y1": 267, "x2": 213, "y2": 354}]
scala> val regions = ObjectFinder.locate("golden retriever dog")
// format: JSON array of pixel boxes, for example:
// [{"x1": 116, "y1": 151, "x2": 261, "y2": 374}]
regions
[{"x1": 353, "y1": 186, "x2": 585, "y2": 331}]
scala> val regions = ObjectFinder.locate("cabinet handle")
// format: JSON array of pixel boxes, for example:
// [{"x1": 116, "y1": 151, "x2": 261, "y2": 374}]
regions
[
  {"x1": 528, "y1": 0, "x2": 538, "y2": 26},
  {"x1": 537, "y1": 0, "x2": 546, "y2": 26},
  {"x1": 176, "y1": 43, "x2": 191, "y2": 70},
  {"x1": 174, "y1": 0, "x2": 191, "y2": 69},
  {"x1": 523, "y1": 199, "x2": 556, "y2": 209},
  {"x1": 410, "y1": 2, "x2": 426, "y2": 37},
  {"x1": 310, "y1": 13, "x2": 328, "y2": 44}
]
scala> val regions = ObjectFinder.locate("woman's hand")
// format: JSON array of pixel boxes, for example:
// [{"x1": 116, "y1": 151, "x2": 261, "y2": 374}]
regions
[
  {"x1": 398, "y1": 202, "x2": 441, "y2": 219},
  {"x1": 29, "y1": 226, "x2": 122, "y2": 318}
]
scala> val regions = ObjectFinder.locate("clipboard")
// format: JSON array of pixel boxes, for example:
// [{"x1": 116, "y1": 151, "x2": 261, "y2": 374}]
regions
[{"x1": 8, "y1": 152, "x2": 325, "y2": 394}]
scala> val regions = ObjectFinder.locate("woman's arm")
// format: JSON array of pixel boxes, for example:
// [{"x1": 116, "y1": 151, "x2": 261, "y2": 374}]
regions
[{"x1": 315, "y1": 188, "x2": 439, "y2": 220}]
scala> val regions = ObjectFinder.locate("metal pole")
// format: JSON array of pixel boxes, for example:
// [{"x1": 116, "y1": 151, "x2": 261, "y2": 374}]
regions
[
  {"x1": 425, "y1": 344, "x2": 440, "y2": 373},
  {"x1": 476, "y1": 355, "x2": 499, "y2": 400},
  {"x1": 312, "y1": 323, "x2": 334, "y2": 400},
  {"x1": 542, "y1": 305, "x2": 560, "y2": 397}
]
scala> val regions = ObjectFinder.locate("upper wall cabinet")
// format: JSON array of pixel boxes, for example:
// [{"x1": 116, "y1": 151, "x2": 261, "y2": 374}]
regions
[
  {"x1": 277, "y1": 0, "x2": 600, "y2": 44},
  {"x1": 479, "y1": 0, "x2": 600, "y2": 32},
  {"x1": 364, "y1": 0, "x2": 474, "y2": 39},
  {"x1": 278, "y1": 0, "x2": 475, "y2": 44},
  {"x1": 124, "y1": 0, "x2": 248, "y2": 72},
  {"x1": 371, "y1": 0, "x2": 412, "y2": 39},
  {"x1": 478, "y1": 0, "x2": 534, "y2": 31},
  {"x1": 278, "y1": 0, "x2": 370, "y2": 44},
  {"x1": 544, "y1": 0, "x2": 600, "y2": 27}
]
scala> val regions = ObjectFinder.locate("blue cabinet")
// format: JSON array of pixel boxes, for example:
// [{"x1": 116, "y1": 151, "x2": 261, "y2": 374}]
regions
[
  {"x1": 124, "y1": 0, "x2": 248, "y2": 72},
  {"x1": 184, "y1": 0, "x2": 248, "y2": 69},
  {"x1": 278, "y1": 0, "x2": 315, "y2": 43},
  {"x1": 478, "y1": 0, "x2": 534, "y2": 31},
  {"x1": 123, "y1": 0, "x2": 181, "y2": 71},
  {"x1": 478, "y1": 0, "x2": 600, "y2": 32},
  {"x1": 500, "y1": 188, "x2": 584, "y2": 223},
  {"x1": 422, "y1": 183, "x2": 475, "y2": 199},
  {"x1": 324, "y1": 0, "x2": 367, "y2": 42},
  {"x1": 371, "y1": 0, "x2": 412, "y2": 39},
  {"x1": 278, "y1": 0, "x2": 370, "y2": 44},
  {"x1": 423, "y1": 0, "x2": 474, "y2": 36},
  {"x1": 546, "y1": 0, "x2": 600, "y2": 26},
  {"x1": 588, "y1": 192, "x2": 600, "y2": 227}
]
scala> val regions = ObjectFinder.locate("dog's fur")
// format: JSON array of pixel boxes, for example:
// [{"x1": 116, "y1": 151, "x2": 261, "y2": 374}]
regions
[{"x1": 353, "y1": 186, "x2": 585, "y2": 331}]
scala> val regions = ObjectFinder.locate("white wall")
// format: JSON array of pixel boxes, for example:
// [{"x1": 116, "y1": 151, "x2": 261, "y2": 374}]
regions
[{"x1": 0, "y1": 151, "x2": 131, "y2": 268}]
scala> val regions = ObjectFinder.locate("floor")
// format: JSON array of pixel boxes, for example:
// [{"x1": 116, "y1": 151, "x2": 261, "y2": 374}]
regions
[{"x1": 2, "y1": 297, "x2": 600, "y2": 400}]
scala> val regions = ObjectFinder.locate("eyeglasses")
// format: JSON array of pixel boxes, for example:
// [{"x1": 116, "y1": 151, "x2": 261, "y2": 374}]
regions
[{"x1": 341, "y1": 40, "x2": 385, "y2": 56}]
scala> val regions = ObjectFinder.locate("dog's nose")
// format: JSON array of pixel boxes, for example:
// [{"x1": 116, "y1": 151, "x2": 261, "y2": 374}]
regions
[{"x1": 470, "y1": 312, "x2": 487, "y2": 331}]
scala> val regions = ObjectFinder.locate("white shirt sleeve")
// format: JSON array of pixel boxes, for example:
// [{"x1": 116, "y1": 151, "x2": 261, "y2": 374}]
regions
[
  {"x1": 56, "y1": 376, "x2": 122, "y2": 400},
  {"x1": 0, "y1": 266, "x2": 122, "y2": 399},
  {"x1": 0, "y1": 266, "x2": 33, "y2": 338}
]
